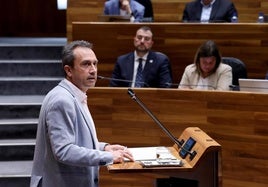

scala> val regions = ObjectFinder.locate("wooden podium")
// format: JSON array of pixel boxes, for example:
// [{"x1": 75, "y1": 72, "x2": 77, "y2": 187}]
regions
[{"x1": 107, "y1": 127, "x2": 222, "y2": 187}]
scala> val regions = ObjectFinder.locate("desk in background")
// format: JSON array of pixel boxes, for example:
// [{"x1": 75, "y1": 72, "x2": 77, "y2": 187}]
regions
[
  {"x1": 67, "y1": 0, "x2": 268, "y2": 40},
  {"x1": 72, "y1": 22, "x2": 268, "y2": 86}
]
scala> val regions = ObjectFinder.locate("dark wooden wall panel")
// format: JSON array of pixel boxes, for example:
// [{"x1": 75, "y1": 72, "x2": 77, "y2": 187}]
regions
[
  {"x1": 87, "y1": 88, "x2": 268, "y2": 187},
  {"x1": 0, "y1": 0, "x2": 66, "y2": 36},
  {"x1": 72, "y1": 22, "x2": 268, "y2": 87}
]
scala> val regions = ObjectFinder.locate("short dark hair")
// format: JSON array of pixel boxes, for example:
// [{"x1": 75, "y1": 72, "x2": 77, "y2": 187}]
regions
[
  {"x1": 194, "y1": 40, "x2": 221, "y2": 74},
  {"x1": 137, "y1": 26, "x2": 153, "y2": 36},
  {"x1": 61, "y1": 40, "x2": 93, "y2": 76}
]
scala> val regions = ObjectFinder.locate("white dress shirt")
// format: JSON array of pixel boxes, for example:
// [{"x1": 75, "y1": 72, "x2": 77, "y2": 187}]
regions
[{"x1": 200, "y1": 0, "x2": 216, "y2": 22}]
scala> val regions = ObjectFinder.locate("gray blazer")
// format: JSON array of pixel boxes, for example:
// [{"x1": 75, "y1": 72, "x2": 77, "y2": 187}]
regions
[{"x1": 30, "y1": 80, "x2": 113, "y2": 187}]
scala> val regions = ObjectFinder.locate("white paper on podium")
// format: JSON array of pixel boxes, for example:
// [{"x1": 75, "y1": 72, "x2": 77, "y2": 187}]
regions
[
  {"x1": 125, "y1": 146, "x2": 177, "y2": 161},
  {"x1": 126, "y1": 147, "x2": 156, "y2": 161}
]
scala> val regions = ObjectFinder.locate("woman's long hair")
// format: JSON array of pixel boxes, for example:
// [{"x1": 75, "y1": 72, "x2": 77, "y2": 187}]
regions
[{"x1": 194, "y1": 40, "x2": 222, "y2": 75}]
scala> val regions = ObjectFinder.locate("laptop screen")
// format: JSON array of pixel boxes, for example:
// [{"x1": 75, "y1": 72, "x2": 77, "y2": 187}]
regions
[{"x1": 239, "y1": 79, "x2": 268, "y2": 93}]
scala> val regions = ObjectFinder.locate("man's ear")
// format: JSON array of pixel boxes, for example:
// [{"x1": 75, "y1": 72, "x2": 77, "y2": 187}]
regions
[{"x1": 64, "y1": 65, "x2": 72, "y2": 77}]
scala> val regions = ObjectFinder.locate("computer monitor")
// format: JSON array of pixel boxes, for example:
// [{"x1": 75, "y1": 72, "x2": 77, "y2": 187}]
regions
[{"x1": 238, "y1": 78, "x2": 268, "y2": 93}]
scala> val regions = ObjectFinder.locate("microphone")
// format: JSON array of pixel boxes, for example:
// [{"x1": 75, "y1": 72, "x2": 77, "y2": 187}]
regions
[
  {"x1": 182, "y1": 20, "x2": 227, "y2": 23},
  {"x1": 165, "y1": 82, "x2": 179, "y2": 88},
  {"x1": 97, "y1": 75, "x2": 150, "y2": 87},
  {"x1": 229, "y1": 85, "x2": 240, "y2": 91},
  {"x1": 166, "y1": 82, "x2": 217, "y2": 90},
  {"x1": 127, "y1": 88, "x2": 197, "y2": 160}
]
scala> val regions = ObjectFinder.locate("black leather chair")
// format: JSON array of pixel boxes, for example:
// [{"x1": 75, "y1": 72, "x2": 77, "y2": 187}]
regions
[
  {"x1": 222, "y1": 57, "x2": 248, "y2": 90},
  {"x1": 134, "y1": 0, "x2": 154, "y2": 22}
]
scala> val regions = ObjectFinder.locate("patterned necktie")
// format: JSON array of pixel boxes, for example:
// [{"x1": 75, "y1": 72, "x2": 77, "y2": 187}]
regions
[{"x1": 135, "y1": 58, "x2": 144, "y2": 87}]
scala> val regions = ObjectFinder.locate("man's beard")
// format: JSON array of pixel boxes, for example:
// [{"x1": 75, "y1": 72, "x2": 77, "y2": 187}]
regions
[{"x1": 135, "y1": 46, "x2": 149, "y2": 53}]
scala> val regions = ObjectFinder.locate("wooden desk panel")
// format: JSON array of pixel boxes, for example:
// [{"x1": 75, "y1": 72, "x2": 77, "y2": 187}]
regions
[
  {"x1": 67, "y1": 0, "x2": 268, "y2": 40},
  {"x1": 72, "y1": 22, "x2": 268, "y2": 87},
  {"x1": 87, "y1": 88, "x2": 268, "y2": 187}
]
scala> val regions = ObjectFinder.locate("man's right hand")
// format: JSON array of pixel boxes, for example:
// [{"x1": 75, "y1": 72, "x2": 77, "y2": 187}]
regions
[
  {"x1": 112, "y1": 148, "x2": 134, "y2": 163},
  {"x1": 121, "y1": 0, "x2": 132, "y2": 14}
]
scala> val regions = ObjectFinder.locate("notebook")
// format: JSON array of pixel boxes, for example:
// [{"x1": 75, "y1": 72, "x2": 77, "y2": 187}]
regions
[
  {"x1": 239, "y1": 78, "x2": 268, "y2": 93},
  {"x1": 124, "y1": 146, "x2": 177, "y2": 161}
]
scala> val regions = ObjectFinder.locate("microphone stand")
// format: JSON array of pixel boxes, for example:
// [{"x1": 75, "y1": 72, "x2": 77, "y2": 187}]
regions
[
  {"x1": 97, "y1": 75, "x2": 150, "y2": 87},
  {"x1": 98, "y1": 75, "x2": 133, "y2": 84},
  {"x1": 127, "y1": 88, "x2": 196, "y2": 160}
]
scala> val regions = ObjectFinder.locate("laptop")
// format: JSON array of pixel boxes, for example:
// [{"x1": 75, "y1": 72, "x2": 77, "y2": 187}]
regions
[
  {"x1": 98, "y1": 15, "x2": 131, "y2": 22},
  {"x1": 239, "y1": 78, "x2": 268, "y2": 93}
]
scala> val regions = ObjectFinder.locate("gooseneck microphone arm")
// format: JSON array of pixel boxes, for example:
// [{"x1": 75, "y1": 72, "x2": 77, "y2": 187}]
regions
[
  {"x1": 127, "y1": 88, "x2": 196, "y2": 158},
  {"x1": 128, "y1": 88, "x2": 181, "y2": 146},
  {"x1": 97, "y1": 75, "x2": 133, "y2": 84},
  {"x1": 97, "y1": 75, "x2": 150, "y2": 87}
]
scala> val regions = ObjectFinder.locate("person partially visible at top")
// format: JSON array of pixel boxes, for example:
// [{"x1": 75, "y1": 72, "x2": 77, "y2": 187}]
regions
[
  {"x1": 134, "y1": 0, "x2": 154, "y2": 22},
  {"x1": 182, "y1": 0, "x2": 238, "y2": 23},
  {"x1": 104, "y1": 0, "x2": 145, "y2": 22},
  {"x1": 109, "y1": 26, "x2": 173, "y2": 88},
  {"x1": 178, "y1": 40, "x2": 232, "y2": 90}
]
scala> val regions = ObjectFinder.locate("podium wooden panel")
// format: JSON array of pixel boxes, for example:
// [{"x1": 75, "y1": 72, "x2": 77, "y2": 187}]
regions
[
  {"x1": 86, "y1": 88, "x2": 268, "y2": 187},
  {"x1": 108, "y1": 127, "x2": 221, "y2": 187}
]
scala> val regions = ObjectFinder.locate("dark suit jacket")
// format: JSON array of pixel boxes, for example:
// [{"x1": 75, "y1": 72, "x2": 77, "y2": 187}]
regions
[
  {"x1": 110, "y1": 51, "x2": 172, "y2": 88},
  {"x1": 182, "y1": 0, "x2": 238, "y2": 22},
  {"x1": 134, "y1": 0, "x2": 154, "y2": 21}
]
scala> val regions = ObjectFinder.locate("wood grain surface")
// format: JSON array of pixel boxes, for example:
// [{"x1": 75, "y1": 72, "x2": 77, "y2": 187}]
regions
[{"x1": 87, "y1": 87, "x2": 268, "y2": 187}]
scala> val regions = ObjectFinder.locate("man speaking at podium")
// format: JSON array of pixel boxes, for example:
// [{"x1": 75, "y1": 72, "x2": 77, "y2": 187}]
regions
[{"x1": 30, "y1": 40, "x2": 133, "y2": 187}]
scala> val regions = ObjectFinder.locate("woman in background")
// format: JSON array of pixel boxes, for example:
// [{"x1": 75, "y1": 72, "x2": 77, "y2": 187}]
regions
[{"x1": 178, "y1": 40, "x2": 232, "y2": 90}]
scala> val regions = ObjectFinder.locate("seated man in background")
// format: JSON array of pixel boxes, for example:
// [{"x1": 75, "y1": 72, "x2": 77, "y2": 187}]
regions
[
  {"x1": 182, "y1": 0, "x2": 238, "y2": 23},
  {"x1": 104, "y1": 0, "x2": 145, "y2": 22},
  {"x1": 110, "y1": 26, "x2": 173, "y2": 88},
  {"x1": 178, "y1": 40, "x2": 232, "y2": 90}
]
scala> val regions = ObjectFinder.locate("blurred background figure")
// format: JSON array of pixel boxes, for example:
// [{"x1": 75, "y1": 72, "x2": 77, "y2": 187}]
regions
[
  {"x1": 182, "y1": 0, "x2": 238, "y2": 23},
  {"x1": 104, "y1": 0, "x2": 145, "y2": 22},
  {"x1": 135, "y1": 0, "x2": 154, "y2": 22}
]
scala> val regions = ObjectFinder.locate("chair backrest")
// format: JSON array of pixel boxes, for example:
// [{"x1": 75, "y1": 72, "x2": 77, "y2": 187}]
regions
[
  {"x1": 222, "y1": 57, "x2": 248, "y2": 88},
  {"x1": 264, "y1": 14, "x2": 268, "y2": 22},
  {"x1": 134, "y1": 0, "x2": 154, "y2": 22}
]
